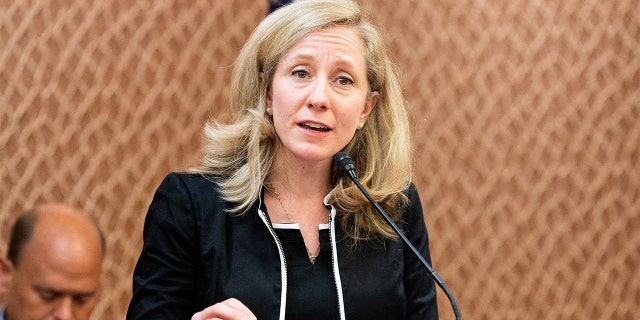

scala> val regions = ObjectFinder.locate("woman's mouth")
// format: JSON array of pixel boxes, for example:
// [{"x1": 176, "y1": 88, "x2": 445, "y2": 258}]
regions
[{"x1": 299, "y1": 122, "x2": 330, "y2": 132}]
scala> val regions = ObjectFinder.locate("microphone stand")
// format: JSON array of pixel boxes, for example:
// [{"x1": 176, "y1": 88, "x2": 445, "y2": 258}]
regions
[{"x1": 335, "y1": 152, "x2": 463, "y2": 320}]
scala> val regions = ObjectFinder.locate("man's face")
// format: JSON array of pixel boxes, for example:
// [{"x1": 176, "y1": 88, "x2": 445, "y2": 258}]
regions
[{"x1": 1, "y1": 223, "x2": 102, "y2": 320}]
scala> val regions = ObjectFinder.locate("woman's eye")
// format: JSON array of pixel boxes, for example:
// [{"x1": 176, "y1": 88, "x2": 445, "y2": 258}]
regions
[
  {"x1": 292, "y1": 70, "x2": 308, "y2": 78},
  {"x1": 337, "y1": 76, "x2": 353, "y2": 85}
]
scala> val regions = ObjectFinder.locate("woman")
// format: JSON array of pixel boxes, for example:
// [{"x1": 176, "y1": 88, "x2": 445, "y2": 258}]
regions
[{"x1": 127, "y1": 0, "x2": 438, "y2": 319}]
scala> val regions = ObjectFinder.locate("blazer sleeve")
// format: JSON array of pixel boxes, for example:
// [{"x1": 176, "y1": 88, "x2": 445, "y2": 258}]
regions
[
  {"x1": 126, "y1": 172, "x2": 200, "y2": 320},
  {"x1": 403, "y1": 183, "x2": 439, "y2": 319}
]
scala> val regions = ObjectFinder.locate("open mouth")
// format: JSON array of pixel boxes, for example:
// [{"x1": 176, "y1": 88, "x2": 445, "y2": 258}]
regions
[{"x1": 299, "y1": 122, "x2": 330, "y2": 132}]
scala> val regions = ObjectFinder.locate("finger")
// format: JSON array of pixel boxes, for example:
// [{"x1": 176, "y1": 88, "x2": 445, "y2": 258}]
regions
[
  {"x1": 222, "y1": 298, "x2": 255, "y2": 315},
  {"x1": 191, "y1": 298, "x2": 256, "y2": 320}
]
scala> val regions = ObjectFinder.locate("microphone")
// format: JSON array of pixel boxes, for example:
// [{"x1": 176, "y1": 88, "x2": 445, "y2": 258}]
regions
[{"x1": 333, "y1": 151, "x2": 463, "y2": 320}]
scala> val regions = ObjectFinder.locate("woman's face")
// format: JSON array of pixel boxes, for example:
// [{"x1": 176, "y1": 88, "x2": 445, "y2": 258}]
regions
[{"x1": 267, "y1": 25, "x2": 378, "y2": 165}]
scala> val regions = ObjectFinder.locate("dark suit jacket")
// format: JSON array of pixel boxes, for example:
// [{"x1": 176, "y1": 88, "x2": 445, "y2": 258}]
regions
[{"x1": 127, "y1": 172, "x2": 438, "y2": 320}]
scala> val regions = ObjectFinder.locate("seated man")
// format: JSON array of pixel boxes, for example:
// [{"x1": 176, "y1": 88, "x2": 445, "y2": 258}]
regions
[{"x1": 0, "y1": 203, "x2": 105, "y2": 320}]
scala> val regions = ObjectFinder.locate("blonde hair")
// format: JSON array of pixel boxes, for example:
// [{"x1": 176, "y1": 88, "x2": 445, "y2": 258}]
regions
[{"x1": 193, "y1": 0, "x2": 413, "y2": 241}]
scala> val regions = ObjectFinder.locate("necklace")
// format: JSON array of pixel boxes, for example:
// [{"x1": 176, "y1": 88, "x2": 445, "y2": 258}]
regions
[
  {"x1": 264, "y1": 181, "x2": 294, "y2": 223},
  {"x1": 264, "y1": 180, "x2": 322, "y2": 264}
]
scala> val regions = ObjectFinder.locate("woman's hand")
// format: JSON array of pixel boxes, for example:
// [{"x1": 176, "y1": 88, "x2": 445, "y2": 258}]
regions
[{"x1": 191, "y1": 298, "x2": 257, "y2": 320}]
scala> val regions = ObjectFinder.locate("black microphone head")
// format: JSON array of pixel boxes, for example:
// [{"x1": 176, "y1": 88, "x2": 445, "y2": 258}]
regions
[{"x1": 334, "y1": 151, "x2": 356, "y2": 177}]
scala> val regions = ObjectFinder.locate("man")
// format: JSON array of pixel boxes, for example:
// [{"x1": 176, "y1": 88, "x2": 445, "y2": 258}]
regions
[{"x1": 0, "y1": 203, "x2": 105, "y2": 320}]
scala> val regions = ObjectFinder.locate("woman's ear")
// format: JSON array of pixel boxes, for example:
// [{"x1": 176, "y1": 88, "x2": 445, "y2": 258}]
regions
[
  {"x1": 260, "y1": 72, "x2": 273, "y2": 115},
  {"x1": 360, "y1": 91, "x2": 379, "y2": 124},
  {"x1": 265, "y1": 79, "x2": 273, "y2": 115},
  {"x1": 266, "y1": 89, "x2": 273, "y2": 116}
]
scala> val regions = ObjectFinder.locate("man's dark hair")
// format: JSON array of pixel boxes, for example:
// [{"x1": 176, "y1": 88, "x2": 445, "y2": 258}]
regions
[
  {"x1": 6, "y1": 208, "x2": 106, "y2": 267},
  {"x1": 7, "y1": 210, "x2": 38, "y2": 267}
]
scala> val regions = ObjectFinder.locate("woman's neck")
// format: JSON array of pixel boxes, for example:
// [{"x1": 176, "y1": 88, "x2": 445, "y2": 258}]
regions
[{"x1": 268, "y1": 156, "x2": 333, "y2": 198}]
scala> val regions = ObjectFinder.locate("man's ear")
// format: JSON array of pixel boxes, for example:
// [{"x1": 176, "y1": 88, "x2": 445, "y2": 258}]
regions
[{"x1": 0, "y1": 257, "x2": 14, "y2": 296}]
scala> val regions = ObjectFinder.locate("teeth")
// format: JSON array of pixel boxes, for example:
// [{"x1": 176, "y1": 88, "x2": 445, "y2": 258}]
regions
[{"x1": 302, "y1": 122, "x2": 328, "y2": 130}]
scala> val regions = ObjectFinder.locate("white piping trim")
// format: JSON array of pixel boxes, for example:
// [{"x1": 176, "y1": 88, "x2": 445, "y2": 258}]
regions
[
  {"x1": 258, "y1": 204, "x2": 287, "y2": 320},
  {"x1": 327, "y1": 202, "x2": 346, "y2": 319},
  {"x1": 272, "y1": 222, "x2": 301, "y2": 229},
  {"x1": 272, "y1": 223, "x2": 330, "y2": 230}
]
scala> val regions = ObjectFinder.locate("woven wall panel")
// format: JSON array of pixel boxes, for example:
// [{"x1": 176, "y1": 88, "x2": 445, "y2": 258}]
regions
[
  {"x1": 1, "y1": 0, "x2": 265, "y2": 318},
  {"x1": 1, "y1": 0, "x2": 638, "y2": 319}
]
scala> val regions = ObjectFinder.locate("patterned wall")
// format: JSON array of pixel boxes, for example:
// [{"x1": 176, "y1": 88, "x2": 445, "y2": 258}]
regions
[{"x1": 1, "y1": 0, "x2": 638, "y2": 319}]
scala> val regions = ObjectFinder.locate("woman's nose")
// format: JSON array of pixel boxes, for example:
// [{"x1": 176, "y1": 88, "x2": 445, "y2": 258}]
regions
[{"x1": 306, "y1": 79, "x2": 330, "y2": 110}]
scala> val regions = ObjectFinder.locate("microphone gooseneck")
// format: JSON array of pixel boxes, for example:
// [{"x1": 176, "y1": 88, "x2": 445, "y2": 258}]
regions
[{"x1": 333, "y1": 151, "x2": 463, "y2": 320}]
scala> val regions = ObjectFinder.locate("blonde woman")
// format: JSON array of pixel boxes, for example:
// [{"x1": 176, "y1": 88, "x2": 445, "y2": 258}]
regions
[{"x1": 128, "y1": 0, "x2": 438, "y2": 319}]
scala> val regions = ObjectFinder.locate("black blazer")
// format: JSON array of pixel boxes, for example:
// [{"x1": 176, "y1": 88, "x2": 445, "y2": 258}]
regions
[{"x1": 127, "y1": 172, "x2": 438, "y2": 320}]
